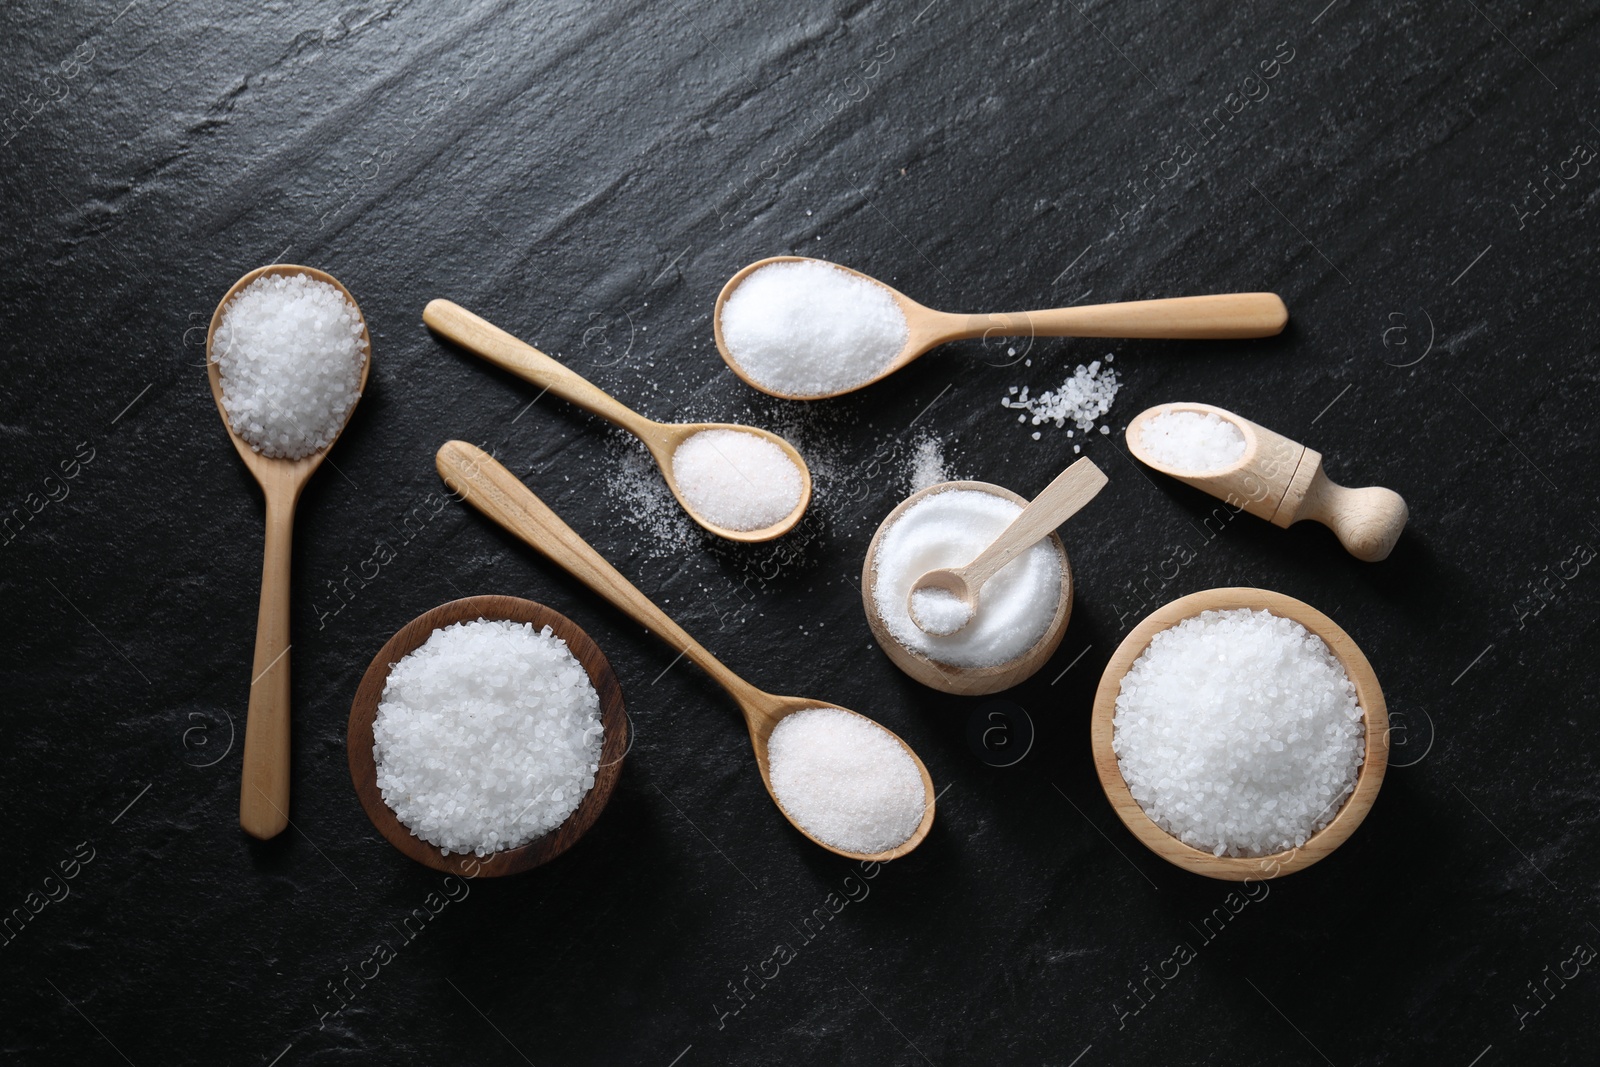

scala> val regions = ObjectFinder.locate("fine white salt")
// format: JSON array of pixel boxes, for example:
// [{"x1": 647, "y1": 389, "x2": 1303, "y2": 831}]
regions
[
  {"x1": 373, "y1": 619, "x2": 603, "y2": 857},
  {"x1": 907, "y1": 432, "x2": 954, "y2": 493},
  {"x1": 872, "y1": 489, "x2": 1060, "y2": 668},
  {"x1": 909, "y1": 586, "x2": 974, "y2": 635},
  {"x1": 1001, "y1": 358, "x2": 1119, "y2": 436},
  {"x1": 767, "y1": 707, "x2": 924, "y2": 854},
  {"x1": 1141, "y1": 410, "x2": 1246, "y2": 471},
  {"x1": 720, "y1": 260, "x2": 909, "y2": 397},
  {"x1": 671, "y1": 429, "x2": 803, "y2": 532},
  {"x1": 1112, "y1": 608, "x2": 1365, "y2": 858},
  {"x1": 212, "y1": 272, "x2": 367, "y2": 459}
]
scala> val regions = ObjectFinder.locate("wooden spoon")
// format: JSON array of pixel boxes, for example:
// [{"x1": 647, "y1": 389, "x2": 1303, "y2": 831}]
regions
[
  {"x1": 713, "y1": 256, "x2": 1289, "y2": 400},
  {"x1": 435, "y1": 440, "x2": 937, "y2": 862},
  {"x1": 206, "y1": 264, "x2": 371, "y2": 840},
  {"x1": 424, "y1": 299, "x2": 812, "y2": 542},
  {"x1": 907, "y1": 457, "x2": 1107, "y2": 636},
  {"x1": 1125, "y1": 401, "x2": 1408, "y2": 561}
]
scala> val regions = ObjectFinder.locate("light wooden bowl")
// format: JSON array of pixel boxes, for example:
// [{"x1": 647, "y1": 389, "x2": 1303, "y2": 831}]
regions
[
  {"x1": 347, "y1": 596, "x2": 628, "y2": 877},
  {"x1": 1091, "y1": 587, "x2": 1388, "y2": 880},
  {"x1": 861, "y1": 481, "x2": 1072, "y2": 695}
]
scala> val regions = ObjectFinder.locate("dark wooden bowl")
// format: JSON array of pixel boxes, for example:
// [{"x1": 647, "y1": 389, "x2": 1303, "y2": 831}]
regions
[{"x1": 347, "y1": 595, "x2": 628, "y2": 876}]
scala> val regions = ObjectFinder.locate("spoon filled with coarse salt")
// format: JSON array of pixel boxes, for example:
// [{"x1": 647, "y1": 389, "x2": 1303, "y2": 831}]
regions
[
  {"x1": 713, "y1": 256, "x2": 1289, "y2": 400},
  {"x1": 436, "y1": 440, "x2": 937, "y2": 861},
  {"x1": 207, "y1": 264, "x2": 371, "y2": 839},
  {"x1": 907, "y1": 457, "x2": 1108, "y2": 637},
  {"x1": 425, "y1": 300, "x2": 811, "y2": 542}
]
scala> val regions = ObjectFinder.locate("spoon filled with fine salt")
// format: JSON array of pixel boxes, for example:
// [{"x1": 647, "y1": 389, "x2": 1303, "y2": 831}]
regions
[
  {"x1": 436, "y1": 440, "x2": 937, "y2": 861},
  {"x1": 713, "y1": 256, "x2": 1289, "y2": 400},
  {"x1": 207, "y1": 264, "x2": 371, "y2": 840},
  {"x1": 907, "y1": 457, "x2": 1108, "y2": 636},
  {"x1": 424, "y1": 300, "x2": 811, "y2": 542}
]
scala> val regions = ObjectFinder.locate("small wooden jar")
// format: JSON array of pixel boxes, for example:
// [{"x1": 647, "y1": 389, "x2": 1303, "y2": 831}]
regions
[{"x1": 861, "y1": 481, "x2": 1073, "y2": 695}]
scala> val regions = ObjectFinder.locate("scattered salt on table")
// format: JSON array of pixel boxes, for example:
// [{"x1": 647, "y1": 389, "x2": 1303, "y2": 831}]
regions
[
  {"x1": 373, "y1": 619, "x2": 603, "y2": 857},
  {"x1": 212, "y1": 272, "x2": 367, "y2": 459},
  {"x1": 1001, "y1": 358, "x2": 1119, "y2": 437},
  {"x1": 767, "y1": 707, "x2": 924, "y2": 853},
  {"x1": 1112, "y1": 608, "x2": 1365, "y2": 858},
  {"x1": 671, "y1": 428, "x2": 803, "y2": 531},
  {"x1": 720, "y1": 260, "x2": 908, "y2": 397},
  {"x1": 1140, "y1": 410, "x2": 1246, "y2": 471},
  {"x1": 872, "y1": 489, "x2": 1060, "y2": 668}
]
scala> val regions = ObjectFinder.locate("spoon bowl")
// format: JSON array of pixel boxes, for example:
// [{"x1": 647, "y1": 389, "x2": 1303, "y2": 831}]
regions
[
  {"x1": 1091, "y1": 587, "x2": 1389, "y2": 880},
  {"x1": 425, "y1": 299, "x2": 811, "y2": 542},
  {"x1": 714, "y1": 256, "x2": 1289, "y2": 400},
  {"x1": 346, "y1": 595, "x2": 628, "y2": 876},
  {"x1": 435, "y1": 440, "x2": 935, "y2": 861},
  {"x1": 207, "y1": 263, "x2": 370, "y2": 839}
]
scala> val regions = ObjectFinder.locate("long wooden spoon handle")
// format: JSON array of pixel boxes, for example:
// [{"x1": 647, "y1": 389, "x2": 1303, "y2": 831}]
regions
[
  {"x1": 423, "y1": 300, "x2": 654, "y2": 437},
  {"x1": 975, "y1": 293, "x2": 1288, "y2": 340},
  {"x1": 436, "y1": 441, "x2": 765, "y2": 704},
  {"x1": 965, "y1": 457, "x2": 1108, "y2": 587},
  {"x1": 239, "y1": 496, "x2": 294, "y2": 839}
]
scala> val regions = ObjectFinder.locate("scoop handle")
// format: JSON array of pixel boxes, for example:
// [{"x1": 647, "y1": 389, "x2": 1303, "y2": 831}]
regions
[
  {"x1": 964, "y1": 457, "x2": 1107, "y2": 588},
  {"x1": 238, "y1": 492, "x2": 294, "y2": 839},
  {"x1": 423, "y1": 300, "x2": 654, "y2": 438},
  {"x1": 435, "y1": 441, "x2": 768, "y2": 709},
  {"x1": 1296, "y1": 474, "x2": 1408, "y2": 562},
  {"x1": 955, "y1": 293, "x2": 1288, "y2": 340}
]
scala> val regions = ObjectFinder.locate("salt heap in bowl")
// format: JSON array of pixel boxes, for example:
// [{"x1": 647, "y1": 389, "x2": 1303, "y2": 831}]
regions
[
  {"x1": 373, "y1": 619, "x2": 603, "y2": 857},
  {"x1": 212, "y1": 271, "x2": 367, "y2": 459},
  {"x1": 1112, "y1": 608, "x2": 1365, "y2": 858},
  {"x1": 871, "y1": 489, "x2": 1060, "y2": 669},
  {"x1": 720, "y1": 260, "x2": 908, "y2": 397}
]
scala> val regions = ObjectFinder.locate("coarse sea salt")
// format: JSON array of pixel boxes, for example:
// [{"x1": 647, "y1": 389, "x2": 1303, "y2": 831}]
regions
[
  {"x1": 373, "y1": 619, "x2": 603, "y2": 857},
  {"x1": 212, "y1": 272, "x2": 367, "y2": 459},
  {"x1": 1112, "y1": 608, "x2": 1365, "y2": 858},
  {"x1": 1141, "y1": 410, "x2": 1246, "y2": 471},
  {"x1": 767, "y1": 707, "x2": 924, "y2": 854},
  {"x1": 720, "y1": 260, "x2": 908, "y2": 397},
  {"x1": 671, "y1": 428, "x2": 803, "y2": 532},
  {"x1": 1001, "y1": 358, "x2": 1119, "y2": 437},
  {"x1": 872, "y1": 489, "x2": 1060, "y2": 668}
]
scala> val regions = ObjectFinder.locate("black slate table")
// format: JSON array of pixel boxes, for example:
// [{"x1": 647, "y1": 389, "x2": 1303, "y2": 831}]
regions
[{"x1": 3, "y1": 2, "x2": 1598, "y2": 1064}]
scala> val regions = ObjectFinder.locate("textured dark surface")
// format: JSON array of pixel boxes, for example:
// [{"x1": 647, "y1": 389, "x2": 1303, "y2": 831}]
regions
[{"x1": 3, "y1": 2, "x2": 1598, "y2": 1064}]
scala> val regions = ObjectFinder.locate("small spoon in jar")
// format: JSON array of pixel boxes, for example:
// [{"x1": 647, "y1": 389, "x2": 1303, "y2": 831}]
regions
[
  {"x1": 907, "y1": 458, "x2": 1107, "y2": 636},
  {"x1": 713, "y1": 256, "x2": 1288, "y2": 400}
]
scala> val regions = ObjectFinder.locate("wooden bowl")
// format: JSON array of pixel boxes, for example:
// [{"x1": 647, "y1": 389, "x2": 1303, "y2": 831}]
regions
[
  {"x1": 347, "y1": 595, "x2": 628, "y2": 876},
  {"x1": 861, "y1": 481, "x2": 1073, "y2": 695},
  {"x1": 1091, "y1": 587, "x2": 1388, "y2": 880}
]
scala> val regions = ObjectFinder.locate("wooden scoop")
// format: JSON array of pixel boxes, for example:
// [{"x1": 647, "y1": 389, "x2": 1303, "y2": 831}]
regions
[
  {"x1": 1125, "y1": 402, "x2": 1408, "y2": 562},
  {"x1": 907, "y1": 457, "x2": 1107, "y2": 635},
  {"x1": 435, "y1": 441, "x2": 936, "y2": 862},
  {"x1": 714, "y1": 256, "x2": 1288, "y2": 400}
]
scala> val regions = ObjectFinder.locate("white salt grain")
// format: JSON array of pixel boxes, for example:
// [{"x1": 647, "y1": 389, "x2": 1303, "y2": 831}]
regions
[
  {"x1": 721, "y1": 260, "x2": 908, "y2": 397},
  {"x1": 907, "y1": 432, "x2": 954, "y2": 493},
  {"x1": 909, "y1": 586, "x2": 974, "y2": 635},
  {"x1": 671, "y1": 429, "x2": 803, "y2": 532},
  {"x1": 212, "y1": 272, "x2": 367, "y2": 459},
  {"x1": 1112, "y1": 608, "x2": 1365, "y2": 858},
  {"x1": 1001, "y1": 358, "x2": 1120, "y2": 437},
  {"x1": 1141, "y1": 410, "x2": 1246, "y2": 472},
  {"x1": 373, "y1": 619, "x2": 603, "y2": 857},
  {"x1": 872, "y1": 489, "x2": 1060, "y2": 668},
  {"x1": 767, "y1": 707, "x2": 924, "y2": 853}
]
